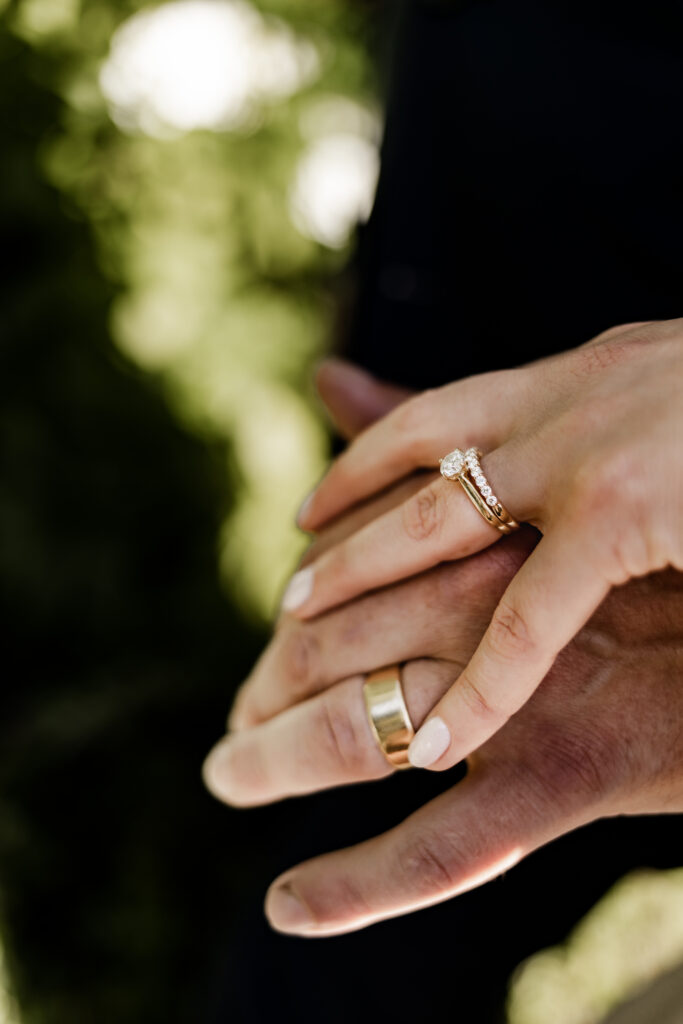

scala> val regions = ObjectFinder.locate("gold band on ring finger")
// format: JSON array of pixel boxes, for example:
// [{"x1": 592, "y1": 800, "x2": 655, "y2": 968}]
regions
[
  {"x1": 363, "y1": 665, "x2": 415, "y2": 770},
  {"x1": 439, "y1": 446, "x2": 519, "y2": 534}
]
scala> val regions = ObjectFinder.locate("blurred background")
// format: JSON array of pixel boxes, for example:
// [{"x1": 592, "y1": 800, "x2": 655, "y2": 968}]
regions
[{"x1": 1, "y1": 0, "x2": 683, "y2": 1021}]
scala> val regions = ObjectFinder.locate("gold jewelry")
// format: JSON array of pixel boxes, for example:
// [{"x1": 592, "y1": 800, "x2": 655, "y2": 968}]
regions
[
  {"x1": 363, "y1": 665, "x2": 415, "y2": 770},
  {"x1": 439, "y1": 446, "x2": 519, "y2": 534}
]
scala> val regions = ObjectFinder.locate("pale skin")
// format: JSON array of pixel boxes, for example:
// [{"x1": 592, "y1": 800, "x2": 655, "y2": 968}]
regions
[{"x1": 204, "y1": 321, "x2": 683, "y2": 936}]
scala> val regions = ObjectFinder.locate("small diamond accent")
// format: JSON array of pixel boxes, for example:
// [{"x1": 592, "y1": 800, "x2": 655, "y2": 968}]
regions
[
  {"x1": 475, "y1": 474, "x2": 486, "y2": 486},
  {"x1": 481, "y1": 485, "x2": 492, "y2": 497},
  {"x1": 487, "y1": 495, "x2": 497, "y2": 506}
]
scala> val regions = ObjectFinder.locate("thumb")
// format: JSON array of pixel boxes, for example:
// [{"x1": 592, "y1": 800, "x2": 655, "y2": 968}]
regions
[
  {"x1": 315, "y1": 358, "x2": 413, "y2": 439},
  {"x1": 264, "y1": 762, "x2": 586, "y2": 937}
]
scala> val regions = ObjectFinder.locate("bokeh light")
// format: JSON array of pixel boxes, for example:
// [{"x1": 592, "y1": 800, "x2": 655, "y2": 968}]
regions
[
  {"x1": 100, "y1": 0, "x2": 319, "y2": 136},
  {"x1": 508, "y1": 868, "x2": 683, "y2": 1024}
]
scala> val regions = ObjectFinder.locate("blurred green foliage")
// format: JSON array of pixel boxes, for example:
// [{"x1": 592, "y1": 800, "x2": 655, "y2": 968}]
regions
[
  {"x1": 0, "y1": 1, "x2": 377, "y2": 1020},
  {"x1": 10, "y1": 0, "x2": 379, "y2": 620}
]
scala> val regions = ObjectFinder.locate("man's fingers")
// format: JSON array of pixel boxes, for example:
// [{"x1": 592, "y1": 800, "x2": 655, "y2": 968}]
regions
[
  {"x1": 285, "y1": 450, "x2": 528, "y2": 620},
  {"x1": 315, "y1": 359, "x2": 412, "y2": 440},
  {"x1": 205, "y1": 661, "x2": 455, "y2": 807},
  {"x1": 407, "y1": 526, "x2": 609, "y2": 771},
  {"x1": 264, "y1": 760, "x2": 570, "y2": 937},
  {"x1": 230, "y1": 534, "x2": 535, "y2": 731},
  {"x1": 299, "y1": 369, "x2": 524, "y2": 531}
]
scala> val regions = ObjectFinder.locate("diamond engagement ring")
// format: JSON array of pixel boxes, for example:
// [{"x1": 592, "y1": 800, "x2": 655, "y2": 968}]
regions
[{"x1": 439, "y1": 447, "x2": 519, "y2": 534}]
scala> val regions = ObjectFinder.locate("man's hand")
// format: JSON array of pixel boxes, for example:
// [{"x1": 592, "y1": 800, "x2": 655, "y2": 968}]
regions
[{"x1": 206, "y1": 557, "x2": 683, "y2": 935}]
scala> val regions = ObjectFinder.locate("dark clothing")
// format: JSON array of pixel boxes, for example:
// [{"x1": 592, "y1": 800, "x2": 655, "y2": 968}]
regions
[
  {"x1": 216, "y1": 3, "x2": 683, "y2": 1020},
  {"x1": 347, "y1": 0, "x2": 683, "y2": 386}
]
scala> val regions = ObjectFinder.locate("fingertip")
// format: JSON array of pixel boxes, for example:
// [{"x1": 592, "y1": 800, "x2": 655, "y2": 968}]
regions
[
  {"x1": 296, "y1": 492, "x2": 314, "y2": 529},
  {"x1": 265, "y1": 879, "x2": 317, "y2": 936},
  {"x1": 202, "y1": 739, "x2": 230, "y2": 801},
  {"x1": 407, "y1": 716, "x2": 452, "y2": 769}
]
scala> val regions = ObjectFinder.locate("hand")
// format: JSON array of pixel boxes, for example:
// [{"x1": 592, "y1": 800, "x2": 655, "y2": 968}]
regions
[
  {"x1": 204, "y1": 359, "x2": 683, "y2": 936},
  {"x1": 285, "y1": 321, "x2": 683, "y2": 771},
  {"x1": 206, "y1": 559, "x2": 683, "y2": 935}
]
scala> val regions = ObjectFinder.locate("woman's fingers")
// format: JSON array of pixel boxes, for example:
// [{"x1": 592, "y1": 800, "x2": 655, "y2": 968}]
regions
[
  {"x1": 264, "y1": 760, "x2": 570, "y2": 937},
  {"x1": 314, "y1": 358, "x2": 412, "y2": 440},
  {"x1": 299, "y1": 472, "x2": 435, "y2": 569},
  {"x1": 407, "y1": 525, "x2": 610, "y2": 771},
  {"x1": 299, "y1": 369, "x2": 524, "y2": 530},
  {"x1": 204, "y1": 661, "x2": 455, "y2": 806},
  {"x1": 285, "y1": 451, "x2": 528, "y2": 620}
]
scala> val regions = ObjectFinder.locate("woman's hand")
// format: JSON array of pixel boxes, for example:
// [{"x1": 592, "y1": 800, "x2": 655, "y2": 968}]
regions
[{"x1": 284, "y1": 320, "x2": 683, "y2": 770}]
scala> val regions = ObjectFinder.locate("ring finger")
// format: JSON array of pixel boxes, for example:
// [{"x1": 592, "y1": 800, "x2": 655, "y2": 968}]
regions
[
  {"x1": 204, "y1": 660, "x2": 455, "y2": 807},
  {"x1": 284, "y1": 445, "x2": 538, "y2": 621}
]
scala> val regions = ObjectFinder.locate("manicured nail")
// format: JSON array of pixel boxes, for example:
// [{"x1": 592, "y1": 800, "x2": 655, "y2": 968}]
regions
[
  {"x1": 297, "y1": 493, "x2": 314, "y2": 527},
  {"x1": 281, "y1": 567, "x2": 313, "y2": 612},
  {"x1": 408, "y1": 716, "x2": 451, "y2": 768},
  {"x1": 266, "y1": 883, "x2": 315, "y2": 934}
]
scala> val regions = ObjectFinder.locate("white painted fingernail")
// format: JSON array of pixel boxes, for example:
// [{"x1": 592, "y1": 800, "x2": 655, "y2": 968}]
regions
[
  {"x1": 281, "y1": 567, "x2": 314, "y2": 612},
  {"x1": 408, "y1": 716, "x2": 451, "y2": 768},
  {"x1": 297, "y1": 493, "x2": 314, "y2": 526}
]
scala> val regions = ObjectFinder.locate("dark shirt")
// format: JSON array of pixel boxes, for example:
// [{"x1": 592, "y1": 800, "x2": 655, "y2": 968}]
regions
[{"x1": 347, "y1": 0, "x2": 683, "y2": 387}]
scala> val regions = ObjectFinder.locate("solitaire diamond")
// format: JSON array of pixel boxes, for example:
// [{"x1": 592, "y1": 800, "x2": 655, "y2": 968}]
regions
[{"x1": 440, "y1": 448, "x2": 465, "y2": 480}]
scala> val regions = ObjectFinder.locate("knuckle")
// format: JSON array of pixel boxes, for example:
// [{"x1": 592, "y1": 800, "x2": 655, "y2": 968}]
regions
[
  {"x1": 487, "y1": 598, "x2": 537, "y2": 662},
  {"x1": 527, "y1": 721, "x2": 617, "y2": 809},
  {"x1": 393, "y1": 390, "x2": 437, "y2": 437},
  {"x1": 316, "y1": 691, "x2": 373, "y2": 775},
  {"x1": 305, "y1": 873, "x2": 374, "y2": 926},
  {"x1": 458, "y1": 671, "x2": 501, "y2": 723},
  {"x1": 402, "y1": 483, "x2": 444, "y2": 542},
  {"x1": 570, "y1": 449, "x2": 655, "y2": 580},
  {"x1": 572, "y1": 340, "x2": 625, "y2": 378},
  {"x1": 396, "y1": 831, "x2": 459, "y2": 896},
  {"x1": 280, "y1": 626, "x2": 321, "y2": 697}
]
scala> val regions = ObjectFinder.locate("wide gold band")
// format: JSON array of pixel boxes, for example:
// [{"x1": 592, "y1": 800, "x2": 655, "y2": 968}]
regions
[
  {"x1": 363, "y1": 665, "x2": 415, "y2": 770},
  {"x1": 440, "y1": 446, "x2": 519, "y2": 534}
]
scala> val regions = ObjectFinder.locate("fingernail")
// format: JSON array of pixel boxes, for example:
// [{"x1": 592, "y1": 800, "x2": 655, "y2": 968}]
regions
[
  {"x1": 408, "y1": 716, "x2": 451, "y2": 768},
  {"x1": 281, "y1": 567, "x2": 313, "y2": 612},
  {"x1": 297, "y1": 493, "x2": 314, "y2": 527},
  {"x1": 202, "y1": 739, "x2": 232, "y2": 799},
  {"x1": 266, "y1": 883, "x2": 315, "y2": 934}
]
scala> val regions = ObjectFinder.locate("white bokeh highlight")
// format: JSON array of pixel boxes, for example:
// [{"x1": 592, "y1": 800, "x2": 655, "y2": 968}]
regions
[
  {"x1": 99, "y1": 0, "x2": 319, "y2": 136},
  {"x1": 290, "y1": 130, "x2": 380, "y2": 249}
]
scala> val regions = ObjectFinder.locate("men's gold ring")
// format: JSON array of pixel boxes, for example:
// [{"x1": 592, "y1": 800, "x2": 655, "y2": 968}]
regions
[
  {"x1": 439, "y1": 446, "x2": 519, "y2": 534},
  {"x1": 363, "y1": 665, "x2": 414, "y2": 770}
]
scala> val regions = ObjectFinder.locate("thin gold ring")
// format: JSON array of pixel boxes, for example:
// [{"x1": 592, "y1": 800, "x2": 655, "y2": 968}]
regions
[
  {"x1": 363, "y1": 665, "x2": 414, "y2": 770},
  {"x1": 439, "y1": 446, "x2": 519, "y2": 534}
]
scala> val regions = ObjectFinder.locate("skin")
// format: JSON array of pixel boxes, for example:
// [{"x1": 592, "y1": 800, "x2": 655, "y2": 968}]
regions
[
  {"x1": 204, "y1": 335, "x2": 683, "y2": 936},
  {"x1": 288, "y1": 321, "x2": 683, "y2": 772}
]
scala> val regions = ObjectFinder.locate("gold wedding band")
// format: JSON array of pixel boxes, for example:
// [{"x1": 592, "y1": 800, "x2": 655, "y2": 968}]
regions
[
  {"x1": 439, "y1": 446, "x2": 519, "y2": 534},
  {"x1": 363, "y1": 665, "x2": 415, "y2": 770}
]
